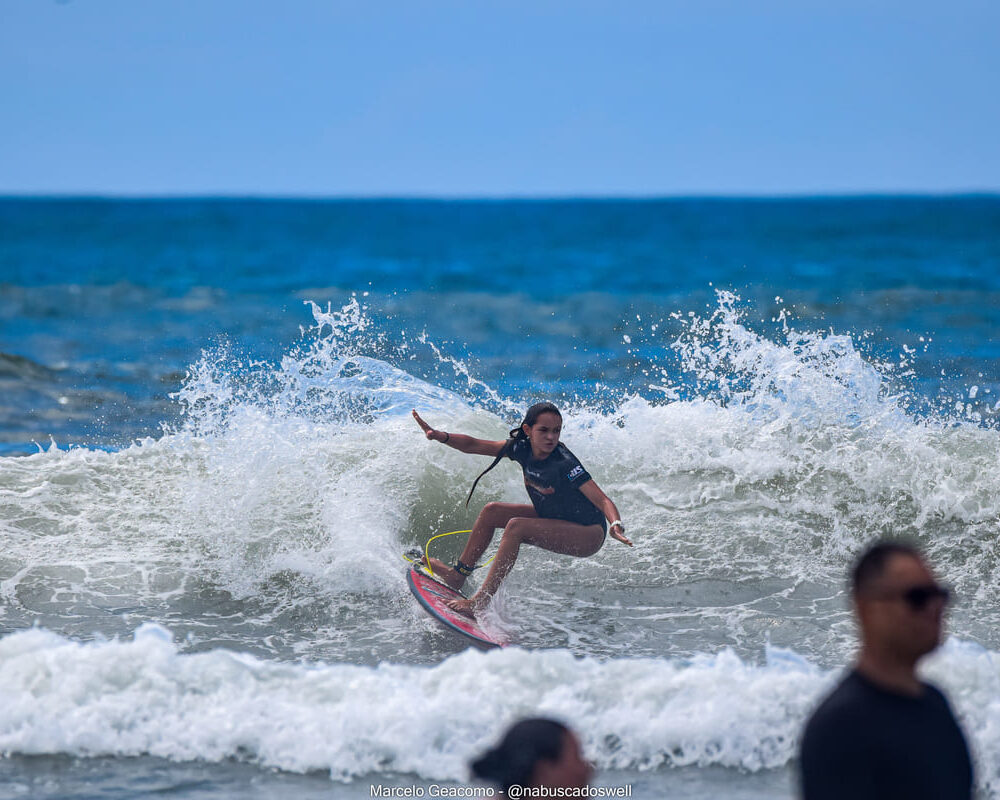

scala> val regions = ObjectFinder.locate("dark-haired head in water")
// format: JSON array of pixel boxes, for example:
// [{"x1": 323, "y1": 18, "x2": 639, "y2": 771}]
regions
[
  {"x1": 412, "y1": 404, "x2": 632, "y2": 617},
  {"x1": 471, "y1": 718, "x2": 592, "y2": 794}
]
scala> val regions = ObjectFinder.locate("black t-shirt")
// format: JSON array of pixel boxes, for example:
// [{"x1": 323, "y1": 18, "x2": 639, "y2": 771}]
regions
[
  {"x1": 799, "y1": 669, "x2": 973, "y2": 800},
  {"x1": 506, "y1": 438, "x2": 604, "y2": 528}
]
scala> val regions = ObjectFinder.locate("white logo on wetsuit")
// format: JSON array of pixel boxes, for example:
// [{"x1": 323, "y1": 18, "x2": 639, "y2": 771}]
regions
[{"x1": 568, "y1": 465, "x2": 584, "y2": 480}]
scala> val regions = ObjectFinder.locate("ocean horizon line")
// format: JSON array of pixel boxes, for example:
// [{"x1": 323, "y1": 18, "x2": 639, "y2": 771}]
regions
[{"x1": 2, "y1": 190, "x2": 999, "y2": 204}]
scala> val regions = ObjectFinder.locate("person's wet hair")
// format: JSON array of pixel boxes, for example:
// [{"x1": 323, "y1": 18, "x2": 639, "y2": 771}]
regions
[
  {"x1": 851, "y1": 540, "x2": 922, "y2": 596},
  {"x1": 465, "y1": 402, "x2": 562, "y2": 506},
  {"x1": 471, "y1": 717, "x2": 568, "y2": 793}
]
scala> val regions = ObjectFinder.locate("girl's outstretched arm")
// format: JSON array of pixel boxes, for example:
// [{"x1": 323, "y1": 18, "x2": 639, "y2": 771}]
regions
[
  {"x1": 580, "y1": 480, "x2": 633, "y2": 546},
  {"x1": 412, "y1": 410, "x2": 507, "y2": 457}
]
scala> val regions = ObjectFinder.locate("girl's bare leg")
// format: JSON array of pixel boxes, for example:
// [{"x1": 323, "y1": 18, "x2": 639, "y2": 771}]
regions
[
  {"x1": 423, "y1": 502, "x2": 536, "y2": 589},
  {"x1": 448, "y1": 517, "x2": 605, "y2": 615}
]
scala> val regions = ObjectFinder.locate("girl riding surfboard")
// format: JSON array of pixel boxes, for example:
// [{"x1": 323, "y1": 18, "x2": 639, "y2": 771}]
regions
[{"x1": 412, "y1": 402, "x2": 632, "y2": 617}]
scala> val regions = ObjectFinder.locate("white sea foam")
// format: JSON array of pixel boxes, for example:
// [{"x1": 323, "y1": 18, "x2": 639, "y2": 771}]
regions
[
  {"x1": 1, "y1": 624, "x2": 999, "y2": 792},
  {"x1": 3, "y1": 297, "x2": 1000, "y2": 663}
]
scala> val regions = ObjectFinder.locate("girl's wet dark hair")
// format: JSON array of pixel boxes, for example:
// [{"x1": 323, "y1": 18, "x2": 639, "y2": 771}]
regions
[
  {"x1": 465, "y1": 402, "x2": 562, "y2": 506},
  {"x1": 470, "y1": 717, "x2": 568, "y2": 793}
]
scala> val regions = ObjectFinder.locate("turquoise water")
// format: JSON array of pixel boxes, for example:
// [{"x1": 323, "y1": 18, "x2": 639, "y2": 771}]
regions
[{"x1": 1, "y1": 196, "x2": 999, "y2": 798}]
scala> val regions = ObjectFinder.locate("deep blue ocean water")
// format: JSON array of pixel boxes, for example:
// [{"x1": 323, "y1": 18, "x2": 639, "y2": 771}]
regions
[
  {"x1": 1, "y1": 196, "x2": 999, "y2": 798},
  {"x1": 3, "y1": 196, "x2": 1000, "y2": 453}
]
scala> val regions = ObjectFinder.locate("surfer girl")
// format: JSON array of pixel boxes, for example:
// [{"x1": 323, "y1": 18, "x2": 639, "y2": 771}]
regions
[{"x1": 411, "y1": 402, "x2": 632, "y2": 616}]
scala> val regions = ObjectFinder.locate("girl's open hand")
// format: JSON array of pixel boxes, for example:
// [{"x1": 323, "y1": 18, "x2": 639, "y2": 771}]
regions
[
  {"x1": 610, "y1": 527, "x2": 633, "y2": 547},
  {"x1": 412, "y1": 410, "x2": 446, "y2": 443}
]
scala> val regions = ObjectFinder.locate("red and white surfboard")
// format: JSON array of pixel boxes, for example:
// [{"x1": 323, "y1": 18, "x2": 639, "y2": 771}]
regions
[{"x1": 406, "y1": 564, "x2": 504, "y2": 649}]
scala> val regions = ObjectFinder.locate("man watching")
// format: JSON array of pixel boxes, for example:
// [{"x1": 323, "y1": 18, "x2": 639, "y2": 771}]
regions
[{"x1": 799, "y1": 540, "x2": 973, "y2": 800}]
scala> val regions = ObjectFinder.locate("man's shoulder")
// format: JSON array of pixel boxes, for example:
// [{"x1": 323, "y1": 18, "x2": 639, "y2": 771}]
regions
[
  {"x1": 800, "y1": 671, "x2": 884, "y2": 771},
  {"x1": 807, "y1": 671, "x2": 954, "y2": 731},
  {"x1": 918, "y1": 681, "x2": 965, "y2": 728},
  {"x1": 807, "y1": 671, "x2": 869, "y2": 724},
  {"x1": 921, "y1": 681, "x2": 949, "y2": 705},
  {"x1": 801, "y1": 671, "x2": 973, "y2": 800},
  {"x1": 813, "y1": 672, "x2": 858, "y2": 716}
]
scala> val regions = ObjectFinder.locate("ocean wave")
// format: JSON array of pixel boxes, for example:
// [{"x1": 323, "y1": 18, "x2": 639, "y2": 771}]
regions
[
  {"x1": 0, "y1": 352, "x2": 59, "y2": 382},
  {"x1": 3, "y1": 298, "x2": 1000, "y2": 662},
  {"x1": 1, "y1": 624, "x2": 998, "y2": 791}
]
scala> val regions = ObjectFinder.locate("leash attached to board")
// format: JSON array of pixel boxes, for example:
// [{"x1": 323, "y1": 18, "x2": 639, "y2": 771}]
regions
[
  {"x1": 401, "y1": 529, "x2": 497, "y2": 578},
  {"x1": 403, "y1": 529, "x2": 505, "y2": 648}
]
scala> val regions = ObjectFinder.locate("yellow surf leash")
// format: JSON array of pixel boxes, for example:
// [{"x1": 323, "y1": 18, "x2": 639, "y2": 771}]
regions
[{"x1": 402, "y1": 529, "x2": 497, "y2": 577}]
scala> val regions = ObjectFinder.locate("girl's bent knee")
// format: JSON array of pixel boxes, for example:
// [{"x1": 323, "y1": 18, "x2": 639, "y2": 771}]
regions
[
  {"x1": 479, "y1": 502, "x2": 509, "y2": 525},
  {"x1": 503, "y1": 517, "x2": 531, "y2": 537}
]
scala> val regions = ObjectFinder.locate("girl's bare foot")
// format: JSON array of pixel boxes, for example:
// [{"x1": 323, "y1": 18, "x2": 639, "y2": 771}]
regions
[
  {"x1": 446, "y1": 596, "x2": 476, "y2": 618},
  {"x1": 421, "y1": 557, "x2": 466, "y2": 591}
]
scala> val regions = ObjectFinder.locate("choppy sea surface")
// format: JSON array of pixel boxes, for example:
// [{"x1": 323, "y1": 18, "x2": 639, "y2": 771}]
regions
[{"x1": 1, "y1": 196, "x2": 999, "y2": 799}]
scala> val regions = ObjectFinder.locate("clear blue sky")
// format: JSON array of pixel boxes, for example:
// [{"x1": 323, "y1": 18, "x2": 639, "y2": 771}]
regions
[{"x1": 2, "y1": 0, "x2": 998, "y2": 196}]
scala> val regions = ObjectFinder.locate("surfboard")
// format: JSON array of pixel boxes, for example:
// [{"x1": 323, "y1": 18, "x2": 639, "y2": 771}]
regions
[{"x1": 406, "y1": 563, "x2": 503, "y2": 649}]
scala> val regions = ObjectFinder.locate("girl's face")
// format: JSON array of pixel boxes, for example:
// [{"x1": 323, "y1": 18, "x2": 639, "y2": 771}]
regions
[{"x1": 523, "y1": 411, "x2": 562, "y2": 458}]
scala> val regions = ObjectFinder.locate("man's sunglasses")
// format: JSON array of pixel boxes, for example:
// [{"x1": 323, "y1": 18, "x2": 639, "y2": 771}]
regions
[{"x1": 899, "y1": 584, "x2": 951, "y2": 611}]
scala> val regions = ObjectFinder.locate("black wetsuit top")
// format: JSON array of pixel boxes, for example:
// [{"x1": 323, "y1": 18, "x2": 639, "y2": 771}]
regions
[
  {"x1": 506, "y1": 438, "x2": 605, "y2": 529},
  {"x1": 799, "y1": 669, "x2": 973, "y2": 800}
]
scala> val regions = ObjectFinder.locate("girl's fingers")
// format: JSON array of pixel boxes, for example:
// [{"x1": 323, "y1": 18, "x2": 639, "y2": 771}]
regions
[
  {"x1": 412, "y1": 410, "x2": 430, "y2": 431},
  {"x1": 413, "y1": 412, "x2": 440, "y2": 441}
]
